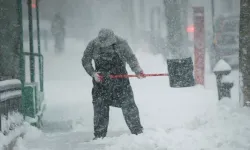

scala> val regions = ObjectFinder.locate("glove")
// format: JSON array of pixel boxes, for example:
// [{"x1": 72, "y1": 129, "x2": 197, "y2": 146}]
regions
[
  {"x1": 136, "y1": 71, "x2": 146, "y2": 79},
  {"x1": 92, "y1": 72, "x2": 103, "y2": 82}
]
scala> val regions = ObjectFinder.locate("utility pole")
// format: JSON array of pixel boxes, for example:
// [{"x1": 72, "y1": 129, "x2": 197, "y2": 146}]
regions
[
  {"x1": 239, "y1": 0, "x2": 250, "y2": 106},
  {"x1": 163, "y1": 0, "x2": 190, "y2": 59},
  {"x1": 27, "y1": 0, "x2": 35, "y2": 82},
  {"x1": 163, "y1": 0, "x2": 195, "y2": 87}
]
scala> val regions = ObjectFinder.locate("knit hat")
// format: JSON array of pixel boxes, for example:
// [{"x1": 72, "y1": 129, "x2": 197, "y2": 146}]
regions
[{"x1": 97, "y1": 28, "x2": 117, "y2": 47}]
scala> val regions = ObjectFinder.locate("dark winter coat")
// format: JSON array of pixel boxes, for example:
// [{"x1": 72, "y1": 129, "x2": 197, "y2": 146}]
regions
[
  {"x1": 51, "y1": 16, "x2": 65, "y2": 36},
  {"x1": 82, "y1": 29, "x2": 142, "y2": 107},
  {"x1": 81, "y1": 35, "x2": 143, "y2": 77}
]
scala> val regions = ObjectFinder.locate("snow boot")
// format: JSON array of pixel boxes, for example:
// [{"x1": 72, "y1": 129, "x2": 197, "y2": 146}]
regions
[{"x1": 93, "y1": 136, "x2": 104, "y2": 140}]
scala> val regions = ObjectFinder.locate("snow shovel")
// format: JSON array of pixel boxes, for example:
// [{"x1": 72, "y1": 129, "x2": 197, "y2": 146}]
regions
[{"x1": 109, "y1": 73, "x2": 168, "y2": 79}]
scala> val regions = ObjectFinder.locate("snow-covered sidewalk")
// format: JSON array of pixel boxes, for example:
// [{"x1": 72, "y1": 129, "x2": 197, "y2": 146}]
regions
[{"x1": 10, "y1": 39, "x2": 250, "y2": 150}]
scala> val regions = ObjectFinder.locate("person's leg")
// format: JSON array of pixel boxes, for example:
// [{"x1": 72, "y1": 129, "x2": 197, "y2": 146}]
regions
[
  {"x1": 121, "y1": 90, "x2": 143, "y2": 135},
  {"x1": 58, "y1": 34, "x2": 64, "y2": 51},
  {"x1": 54, "y1": 35, "x2": 59, "y2": 52},
  {"x1": 92, "y1": 87, "x2": 110, "y2": 139}
]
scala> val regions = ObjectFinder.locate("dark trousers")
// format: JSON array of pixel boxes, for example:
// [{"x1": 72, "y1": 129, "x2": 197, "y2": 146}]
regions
[
  {"x1": 54, "y1": 34, "x2": 64, "y2": 52},
  {"x1": 92, "y1": 80, "x2": 143, "y2": 138}
]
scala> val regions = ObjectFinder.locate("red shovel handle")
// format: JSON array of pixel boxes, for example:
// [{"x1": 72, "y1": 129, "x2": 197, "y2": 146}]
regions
[{"x1": 110, "y1": 73, "x2": 168, "y2": 79}]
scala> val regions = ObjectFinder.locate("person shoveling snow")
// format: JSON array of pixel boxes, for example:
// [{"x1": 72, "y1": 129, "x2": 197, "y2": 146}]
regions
[{"x1": 81, "y1": 28, "x2": 146, "y2": 140}]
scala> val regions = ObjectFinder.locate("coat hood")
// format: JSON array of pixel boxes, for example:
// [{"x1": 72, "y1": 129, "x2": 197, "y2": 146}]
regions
[{"x1": 97, "y1": 28, "x2": 117, "y2": 47}]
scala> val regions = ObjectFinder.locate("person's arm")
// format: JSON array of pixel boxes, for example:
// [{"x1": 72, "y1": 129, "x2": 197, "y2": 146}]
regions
[
  {"x1": 122, "y1": 41, "x2": 143, "y2": 75},
  {"x1": 81, "y1": 41, "x2": 95, "y2": 76}
]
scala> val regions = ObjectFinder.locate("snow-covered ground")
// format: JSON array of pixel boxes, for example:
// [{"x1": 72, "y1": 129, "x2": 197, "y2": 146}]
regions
[{"x1": 3, "y1": 38, "x2": 250, "y2": 150}]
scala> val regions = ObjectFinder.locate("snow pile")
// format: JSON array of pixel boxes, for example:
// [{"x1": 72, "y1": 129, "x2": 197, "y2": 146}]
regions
[
  {"x1": 84, "y1": 98, "x2": 250, "y2": 150},
  {"x1": 0, "y1": 90, "x2": 22, "y2": 102},
  {"x1": 0, "y1": 122, "x2": 41, "y2": 150},
  {"x1": 213, "y1": 59, "x2": 232, "y2": 72},
  {"x1": 92, "y1": 129, "x2": 169, "y2": 150},
  {"x1": 0, "y1": 79, "x2": 21, "y2": 88},
  {"x1": 12, "y1": 123, "x2": 42, "y2": 150},
  {"x1": 0, "y1": 79, "x2": 21, "y2": 101},
  {"x1": 1, "y1": 112, "x2": 23, "y2": 134}
]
